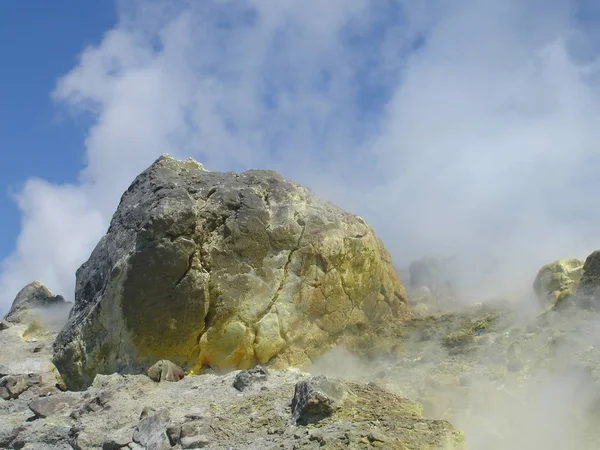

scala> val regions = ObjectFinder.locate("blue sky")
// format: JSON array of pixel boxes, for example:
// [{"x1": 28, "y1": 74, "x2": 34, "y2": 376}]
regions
[
  {"x1": 3, "y1": 0, "x2": 600, "y2": 313},
  {"x1": 0, "y1": 2, "x2": 115, "y2": 259}
]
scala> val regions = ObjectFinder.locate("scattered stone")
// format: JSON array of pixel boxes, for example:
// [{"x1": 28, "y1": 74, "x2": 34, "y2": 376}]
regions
[
  {"x1": 32, "y1": 344, "x2": 44, "y2": 353},
  {"x1": 0, "y1": 425, "x2": 23, "y2": 449},
  {"x1": 308, "y1": 430, "x2": 326, "y2": 445},
  {"x1": 132, "y1": 408, "x2": 171, "y2": 450},
  {"x1": 53, "y1": 155, "x2": 410, "y2": 390},
  {"x1": 102, "y1": 427, "x2": 133, "y2": 449},
  {"x1": 147, "y1": 360, "x2": 185, "y2": 383},
  {"x1": 28, "y1": 394, "x2": 80, "y2": 418},
  {"x1": 181, "y1": 433, "x2": 211, "y2": 449},
  {"x1": 291, "y1": 376, "x2": 347, "y2": 425},
  {"x1": 0, "y1": 320, "x2": 10, "y2": 330},
  {"x1": 0, "y1": 373, "x2": 41, "y2": 400},
  {"x1": 166, "y1": 425, "x2": 182, "y2": 446},
  {"x1": 233, "y1": 366, "x2": 269, "y2": 391},
  {"x1": 4, "y1": 281, "x2": 67, "y2": 324},
  {"x1": 368, "y1": 430, "x2": 389, "y2": 443}
]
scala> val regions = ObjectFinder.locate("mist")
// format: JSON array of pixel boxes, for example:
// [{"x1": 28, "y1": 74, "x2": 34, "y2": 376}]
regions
[
  {"x1": 309, "y1": 304, "x2": 600, "y2": 449},
  {"x1": 2, "y1": 1, "x2": 600, "y2": 313},
  {"x1": 3, "y1": 2, "x2": 600, "y2": 447}
]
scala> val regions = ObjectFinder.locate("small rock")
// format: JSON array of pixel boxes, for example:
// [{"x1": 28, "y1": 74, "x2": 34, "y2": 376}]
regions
[
  {"x1": 102, "y1": 427, "x2": 133, "y2": 449},
  {"x1": 147, "y1": 360, "x2": 185, "y2": 382},
  {"x1": 31, "y1": 344, "x2": 44, "y2": 353},
  {"x1": 308, "y1": 430, "x2": 326, "y2": 445},
  {"x1": 0, "y1": 373, "x2": 41, "y2": 400},
  {"x1": 233, "y1": 366, "x2": 269, "y2": 391},
  {"x1": 368, "y1": 430, "x2": 389, "y2": 443},
  {"x1": 0, "y1": 425, "x2": 22, "y2": 449},
  {"x1": 166, "y1": 425, "x2": 182, "y2": 445},
  {"x1": 177, "y1": 421, "x2": 212, "y2": 448},
  {"x1": 133, "y1": 408, "x2": 171, "y2": 449},
  {"x1": 29, "y1": 394, "x2": 79, "y2": 418},
  {"x1": 0, "y1": 319, "x2": 10, "y2": 330},
  {"x1": 181, "y1": 434, "x2": 211, "y2": 449},
  {"x1": 291, "y1": 376, "x2": 347, "y2": 425}
]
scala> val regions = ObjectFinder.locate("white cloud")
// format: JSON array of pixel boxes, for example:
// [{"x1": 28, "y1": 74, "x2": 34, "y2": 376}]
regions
[{"x1": 2, "y1": 0, "x2": 600, "y2": 313}]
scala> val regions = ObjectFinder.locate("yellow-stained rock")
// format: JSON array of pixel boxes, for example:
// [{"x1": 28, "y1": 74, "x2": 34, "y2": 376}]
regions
[
  {"x1": 53, "y1": 155, "x2": 411, "y2": 390},
  {"x1": 533, "y1": 258, "x2": 583, "y2": 308}
]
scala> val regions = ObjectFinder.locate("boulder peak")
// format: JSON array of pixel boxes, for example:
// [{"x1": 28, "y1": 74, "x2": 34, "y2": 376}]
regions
[
  {"x1": 53, "y1": 156, "x2": 409, "y2": 390},
  {"x1": 4, "y1": 281, "x2": 66, "y2": 324}
]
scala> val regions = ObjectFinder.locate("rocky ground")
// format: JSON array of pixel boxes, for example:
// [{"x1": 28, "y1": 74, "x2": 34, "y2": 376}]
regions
[
  {"x1": 0, "y1": 319, "x2": 464, "y2": 450},
  {"x1": 4, "y1": 157, "x2": 600, "y2": 449},
  {"x1": 4, "y1": 298, "x2": 600, "y2": 449}
]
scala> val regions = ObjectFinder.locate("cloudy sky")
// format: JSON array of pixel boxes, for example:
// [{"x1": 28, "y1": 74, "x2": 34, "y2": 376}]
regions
[{"x1": 2, "y1": 0, "x2": 600, "y2": 313}]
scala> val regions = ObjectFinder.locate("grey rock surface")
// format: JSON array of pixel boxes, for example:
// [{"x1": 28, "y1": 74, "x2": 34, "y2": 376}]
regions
[
  {"x1": 233, "y1": 365, "x2": 269, "y2": 391},
  {"x1": 0, "y1": 374, "x2": 41, "y2": 400},
  {"x1": 4, "y1": 281, "x2": 67, "y2": 324},
  {"x1": 28, "y1": 393, "x2": 80, "y2": 418},
  {"x1": 0, "y1": 288, "x2": 468, "y2": 449},
  {"x1": 53, "y1": 154, "x2": 410, "y2": 390},
  {"x1": 291, "y1": 376, "x2": 347, "y2": 425}
]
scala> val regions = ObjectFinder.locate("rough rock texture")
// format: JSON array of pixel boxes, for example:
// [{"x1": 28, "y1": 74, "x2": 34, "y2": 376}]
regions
[
  {"x1": 53, "y1": 155, "x2": 410, "y2": 390},
  {"x1": 28, "y1": 393, "x2": 80, "y2": 418},
  {"x1": 533, "y1": 258, "x2": 584, "y2": 308},
  {"x1": 233, "y1": 365, "x2": 269, "y2": 391},
  {"x1": 0, "y1": 374, "x2": 41, "y2": 400},
  {"x1": 4, "y1": 281, "x2": 67, "y2": 324},
  {"x1": 291, "y1": 376, "x2": 347, "y2": 425},
  {"x1": 1, "y1": 321, "x2": 465, "y2": 450},
  {"x1": 575, "y1": 251, "x2": 600, "y2": 309},
  {"x1": 147, "y1": 360, "x2": 185, "y2": 383}
]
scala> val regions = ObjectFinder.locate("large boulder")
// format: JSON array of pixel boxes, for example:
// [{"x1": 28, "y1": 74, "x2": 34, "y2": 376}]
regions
[
  {"x1": 53, "y1": 155, "x2": 410, "y2": 390},
  {"x1": 4, "y1": 281, "x2": 67, "y2": 324},
  {"x1": 533, "y1": 258, "x2": 584, "y2": 308}
]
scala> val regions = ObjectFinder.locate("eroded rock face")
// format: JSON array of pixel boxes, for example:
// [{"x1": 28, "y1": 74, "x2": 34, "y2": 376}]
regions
[
  {"x1": 533, "y1": 258, "x2": 584, "y2": 308},
  {"x1": 4, "y1": 282, "x2": 67, "y2": 324},
  {"x1": 53, "y1": 155, "x2": 410, "y2": 390}
]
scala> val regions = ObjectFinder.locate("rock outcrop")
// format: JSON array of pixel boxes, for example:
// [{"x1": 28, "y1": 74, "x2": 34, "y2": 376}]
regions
[
  {"x1": 575, "y1": 251, "x2": 600, "y2": 309},
  {"x1": 533, "y1": 258, "x2": 584, "y2": 308},
  {"x1": 4, "y1": 281, "x2": 67, "y2": 324},
  {"x1": 53, "y1": 155, "x2": 410, "y2": 390}
]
